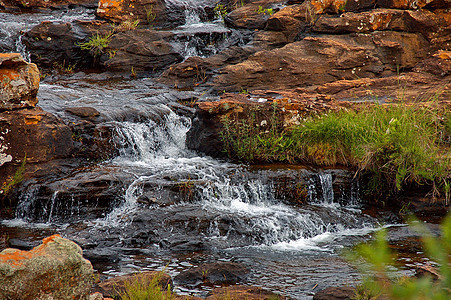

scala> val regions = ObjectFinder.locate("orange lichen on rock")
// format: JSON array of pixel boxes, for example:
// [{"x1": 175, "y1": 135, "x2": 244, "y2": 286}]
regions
[
  {"x1": 42, "y1": 234, "x2": 62, "y2": 245},
  {"x1": 0, "y1": 69, "x2": 20, "y2": 83},
  {"x1": 24, "y1": 114, "x2": 43, "y2": 125},
  {"x1": 434, "y1": 50, "x2": 451, "y2": 60},
  {"x1": 0, "y1": 249, "x2": 33, "y2": 266}
]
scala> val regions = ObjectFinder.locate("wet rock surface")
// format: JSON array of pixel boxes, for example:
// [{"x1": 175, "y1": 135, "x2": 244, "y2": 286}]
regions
[
  {"x1": 313, "y1": 286, "x2": 355, "y2": 300},
  {"x1": 175, "y1": 261, "x2": 249, "y2": 287},
  {"x1": 0, "y1": 234, "x2": 94, "y2": 300}
]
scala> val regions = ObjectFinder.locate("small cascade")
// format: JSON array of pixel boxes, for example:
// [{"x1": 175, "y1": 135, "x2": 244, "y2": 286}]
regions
[
  {"x1": 197, "y1": 177, "x2": 375, "y2": 249},
  {"x1": 46, "y1": 191, "x2": 59, "y2": 224},
  {"x1": 14, "y1": 185, "x2": 40, "y2": 221},
  {"x1": 319, "y1": 173, "x2": 334, "y2": 204}
]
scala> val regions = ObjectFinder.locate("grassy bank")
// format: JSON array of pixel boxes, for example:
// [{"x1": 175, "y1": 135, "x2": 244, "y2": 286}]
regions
[{"x1": 220, "y1": 103, "x2": 451, "y2": 201}]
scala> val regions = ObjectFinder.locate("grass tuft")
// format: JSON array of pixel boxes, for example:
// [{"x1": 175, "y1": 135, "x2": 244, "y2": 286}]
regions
[{"x1": 118, "y1": 271, "x2": 174, "y2": 300}]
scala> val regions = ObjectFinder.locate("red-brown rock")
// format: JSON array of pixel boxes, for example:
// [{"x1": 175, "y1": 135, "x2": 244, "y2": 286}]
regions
[
  {"x1": 206, "y1": 286, "x2": 286, "y2": 299},
  {"x1": 213, "y1": 31, "x2": 430, "y2": 92},
  {"x1": 0, "y1": 107, "x2": 75, "y2": 164},
  {"x1": 224, "y1": 0, "x2": 283, "y2": 30},
  {"x1": 101, "y1": 29, "x2": 182, "y2": 73},
  {"x1": 0, "y1": 53, "x2": 39, "y2": 111},
  {"x1": 96, "y1": 0, "x2": 171, "y2": 26}
]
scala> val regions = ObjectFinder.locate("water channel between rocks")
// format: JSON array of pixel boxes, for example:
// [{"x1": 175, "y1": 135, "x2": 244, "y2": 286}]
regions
[
  {"x1": 1, "y1": 76, "x2": 390, "y2": 299},
  {"x1": 0, "y1": 4, "x2": 428, "y2": 299}
]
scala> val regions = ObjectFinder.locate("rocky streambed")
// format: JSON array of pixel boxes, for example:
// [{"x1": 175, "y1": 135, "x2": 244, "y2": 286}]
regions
[{"x1": 1, "y1": 0, "x2": 450, "y2": 299}]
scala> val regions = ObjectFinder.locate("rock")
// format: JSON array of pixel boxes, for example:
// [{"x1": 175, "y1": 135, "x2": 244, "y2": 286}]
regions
[
  {"x1": 212, "y1": 31, "x2": 430, "y2": 92},
  {"x1": 414, "y1": 50, "x2": 451, "y2": 76},
  {"x1": 96, "y1": 0, "x2": 181, "y2": 27},
  {"x1": 65, "y1": 106, "x2": 100, "y2": 119},
  {"x1": 23, "y1": 20, "x2": 114, "y2": 70},
  {"x1": 310, "y1": 0, "x2": 377, "y2": 14},
  {"x1": 376, "y1": 0, "x2": 438, "y2": 10},
  {"x1": 206, "y1": 286, "x2": 285, "y2": 299},
  {"x1": 0, "y1": 234, "x2": 94, "y2": 300},
  {"x1": 265, "y1": 3, "x2": 310, "y2": 41},
  {"x1": 0, "y1": 107, "x2": 75, "y2": 164},
  {"x1": 224, "y1": 0, "x2": 282, "y2": 30},
  {"x1": 101, "y1": 29, "x2": 182, "y2": 74},
  {"x1": 415, "y1": 264, "x2": 441, "y2": 281},
  {"x1": 313, "y1": 286, "x2": 355, "y2": 300},
  {"x1": 187, "y1": 93, "x2": 339, "y2": 158},
  {"x1": 175, "y1": 262, "x2": 249, "y2": 287},
  {"x1": 0, "y1": 53, "x2": 39, "y2": 110},
  {"x1": 158, "y1": 46, "x2": 257, "y2": 89},
  {"x1": 97, "y1": 271, "x2": 173, "y2": 298}
]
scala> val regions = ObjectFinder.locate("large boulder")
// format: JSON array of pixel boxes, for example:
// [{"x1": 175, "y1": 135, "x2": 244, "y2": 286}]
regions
[
  {"x1": 224, "y1": 0, "x2": 283, "y2": 30},
  {"x1": 0, "y1": 107, "x2": 75, "y2": 164},
  {"x1": 96, "y1": 0, "x2": 177, "y2": 27},
  {"x1": 0, "y1": 53, "x2": 39, "y2": 111},
  {"x1": 206, "y1": 286, "x2": 285, "y2": 299},
  {"x1": 22, "y1": 20, "x2": 114, "y2": 70},
  {"x1": 0, "y1": 234, "x2": 94, "y2": 300},
  {"x1": 212, "y1": 31, "x2": 430, "y2": 91},
  {"x1": 101, "y1": 29, "x2": 182, "y2": 74}
]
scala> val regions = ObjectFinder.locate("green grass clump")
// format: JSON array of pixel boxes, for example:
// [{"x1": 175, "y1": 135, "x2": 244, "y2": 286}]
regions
[
  {"x1": 118, "y1": 272, "x2": 174, "y2": 300},
  {"x1": 290, "y1": 105, "x2": 450, "y2": 195},
  {"x1": 78, "y1": 32, "x2": 112, "y2": 57},
  {"x1": 1, "y1": 155, "x2": 26, "y2": 195},
  {"x1": 346, "y1": 212, "x2": 451, "y2": 299},
  {"x1": 220, "y1": 103, "x2": 450, "y2": 198}
]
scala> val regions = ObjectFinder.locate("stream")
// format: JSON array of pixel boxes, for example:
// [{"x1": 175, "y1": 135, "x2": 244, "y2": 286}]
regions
[{"x1": 0, "y1": 3, "x2": 433, "y2": 299}]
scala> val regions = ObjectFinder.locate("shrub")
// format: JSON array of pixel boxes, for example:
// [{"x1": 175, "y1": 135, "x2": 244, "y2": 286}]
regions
[{"x1": 346, "y1": 213, "x2": 451, "y2": 299}]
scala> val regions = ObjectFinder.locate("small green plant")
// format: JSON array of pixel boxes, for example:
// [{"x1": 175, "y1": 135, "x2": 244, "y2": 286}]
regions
[
  {"x1": 347, "y1": 213, "x2": 451, "y2": 300},
  {"x1": 145, "y1": 5, "x2": 157, "y2": 26},
  {"x1": 256, "y1": 5, "x2": 274, "y2": 15},
  {"x1": 118, "y1": 271, "x2": 174, "y2": 300},
  {"x1": 305, "y1": 2, "x2": 318, "y2": 25},
  {"x1": 214, "y1": 4, "x2": 228, "y2": 20},
  {"x1": 78, "y1": 32, "x2": 112, "y2": 57},
  {"x1": 53, "y1": 60, "x2": 76, "y2": 74},
  {"x1": 1, "y1": 155, "x2": 26, "y2": 195},
  {"x1": 239, "y1": 87, "x2": 248, "y2": 94},
  {"x1": 131, "y1": 66, "x2": 137, "y2": 78}
]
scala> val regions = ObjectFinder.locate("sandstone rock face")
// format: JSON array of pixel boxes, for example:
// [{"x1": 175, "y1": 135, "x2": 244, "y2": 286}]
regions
[
  {"x1": 224, "y1": 0, "x2": 283, "y2": 30},
  {"x1": 159, "y1": 46, "x2": 257, "y2": 89},
  {"x1": 101, "y1": 29, "x2": 182, "y2": 73},
  {"x1": 0, "y1": 53, "x2": 39, "y2": 110},
  {"x1": 206, "y1": 286, "x2": 285, "y2": 299},
  {"x1": 174, "y1": 262, "x2": 249, "y2": 287},
  {"x1": 96, "y1": 0, "x2": 170, "y2": 26},
  {"x1": 0, "y1": 234, "x2": 94, "y2": 300},
  {"x1": 212, "y1": 31, "x2": 430, "y2": 91},
  {"x1": 0, "y1": 107, "x2": 75, "y2": 164}
]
